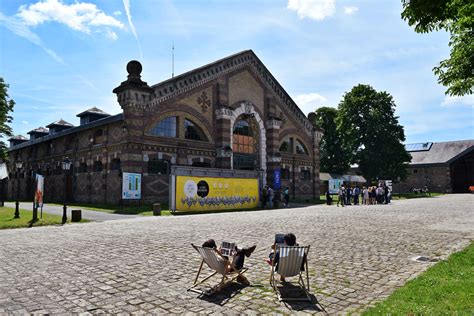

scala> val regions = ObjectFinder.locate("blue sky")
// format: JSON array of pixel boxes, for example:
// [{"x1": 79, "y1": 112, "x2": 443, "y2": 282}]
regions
[{"x1": 1, "y1": 0, "x2": 473, "y2": 144}]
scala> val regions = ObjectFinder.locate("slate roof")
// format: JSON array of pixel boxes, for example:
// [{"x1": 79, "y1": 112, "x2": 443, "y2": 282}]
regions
[
  {"x1": 76, "y1": 107, "x2": 110, "y2": 117},
  {"x1": 46, "y1": 119, "x2": 74, "y2": 128},
  {"x1": 27, "y1": 127, "x2": 49, "y2": 135},
  {"x1": 409, "y1": 140, "x2": 474, "y2": 165},
  {"x1": 8, "y1": 135, "x2": 28, "y2": 141}
]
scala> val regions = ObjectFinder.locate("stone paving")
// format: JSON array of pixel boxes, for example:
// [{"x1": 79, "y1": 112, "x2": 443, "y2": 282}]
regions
[{"x1": 0, "y1": 194, "x2": 472, "y2": 314}]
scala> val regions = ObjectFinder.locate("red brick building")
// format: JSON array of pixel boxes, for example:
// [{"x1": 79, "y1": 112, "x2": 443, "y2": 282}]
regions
[{"x1": 6, "y1": 50, "x2": 322, "y2": 205}]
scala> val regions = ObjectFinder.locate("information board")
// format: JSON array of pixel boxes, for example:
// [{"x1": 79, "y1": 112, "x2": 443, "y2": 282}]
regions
[
  {"x1": 329, "y1": 179, "x2": 343, "y2": 194},
  {"x1": 122, "y1": 172, "x2": 142, "y2": 200}
]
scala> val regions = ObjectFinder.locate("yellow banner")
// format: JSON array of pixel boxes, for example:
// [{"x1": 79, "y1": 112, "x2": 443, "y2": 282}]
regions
[{"x1": 175, "y1": 176, "x2": 259, "y2": 211}]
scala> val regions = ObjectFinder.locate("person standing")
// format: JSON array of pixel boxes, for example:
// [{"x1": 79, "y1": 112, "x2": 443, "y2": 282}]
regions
[
  {"x1": 353, "y1": 186, "x2": 360, "y2": 205},
  {"x1": 283, "y1": 187, "x2": 290, "y2": 207},
  {"x1": 337, "y1": 185, "x2": 345, "y2": 207},
  {"x1": 268, "y1": 186, "x2": 274, "y2": 208},
  {"x1": 362, "y1": 186, "x2": 368, "y2": 205},
  {"x1": 261, "y1": 185, "x2": 268, "y2": 209}
]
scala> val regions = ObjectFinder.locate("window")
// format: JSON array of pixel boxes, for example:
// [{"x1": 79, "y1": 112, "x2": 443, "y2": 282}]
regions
[
  {"x1": 281, "y1": 168, "x2": 290, "y2": 180},
  {"x1": 296, "y1": 140, "x2": 309, "y2": 155},
  {"x1": 54, "y1": 165, "x2": 62, "y2": 175},
  {"x1": 300, "y1": 169, "x2": 311, "y2": 180},
  {"x1": 184, "y1": 119, "x2": 208, "y2": 141},
  {"x1": 148, "y1": 159, "x2": 169, "y2": 175},
  {"x1": 93, "y1": 161, "x2": 103, "y2": 172},
  {"x1": 65, "y1": 136, "x2": 74, "y2": 150},
  {"x1": 232, "y1": 120, "x2": 255, "y2": 154},
  {"x1": 413, "y1": 169, "x2": 418, "y2": 174},
  {"x1": 279, "y1": 141, "x2": 289, "y2": 152},
  {"x1": 149, "y1": 117, "x2": 177, "y2": 137},
  {"x1": 110, "y1": 158, "x2": 121, "y2": 171},
  {"x1": 78, "y1": 162, "x2": 88, "y2": 173}
]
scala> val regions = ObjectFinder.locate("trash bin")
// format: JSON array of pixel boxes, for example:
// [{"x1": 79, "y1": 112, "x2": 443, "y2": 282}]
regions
[
  {"x1": 71, "y1": 210, "x2": 82, "y2": 222},
  {"x1": 153, "y1": 203, "x2": 161, "y2": 216}
]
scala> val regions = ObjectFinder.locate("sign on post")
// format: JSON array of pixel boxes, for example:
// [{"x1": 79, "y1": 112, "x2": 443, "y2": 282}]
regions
[
  {"x1": 122, "y1": 172, "x2": 142, "y2": 200},
  {"x1": 34, "y1": 174, "x2": 44, "y2": 208}
]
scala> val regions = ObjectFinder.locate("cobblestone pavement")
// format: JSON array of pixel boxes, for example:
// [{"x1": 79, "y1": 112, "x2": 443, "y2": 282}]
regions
[
  {"x1": 4, "y1": 202, "x2": 139, "y2": 221},
  {"x1": 0, "y1": 194, "x2": 472, "y2": 314}
]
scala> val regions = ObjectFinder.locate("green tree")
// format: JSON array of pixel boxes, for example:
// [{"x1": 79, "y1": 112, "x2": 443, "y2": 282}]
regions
[
  {"x1": 337, "y1": 84, "x2": 411, "y2": 183},
  {"x1": 401, "y1": 0, "x2": 473, "y2": 96},
  {"x1": 313, "y1": 107, "x2": 350, "y2": 174},
  {"x1": 0, "y1": 77, "x2": 15, "y2": 160}
]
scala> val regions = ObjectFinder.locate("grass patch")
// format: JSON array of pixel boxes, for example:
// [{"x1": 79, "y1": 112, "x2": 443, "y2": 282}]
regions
[
  {"x1": 363, "y1": 242, "x2": 474, "y2": 315},
  {"x1": 48, "y1": 202, "x2": 162, "y2": 216},
  {"x1": 0, "y1": 206, "x2": 89, "y2": 229}
]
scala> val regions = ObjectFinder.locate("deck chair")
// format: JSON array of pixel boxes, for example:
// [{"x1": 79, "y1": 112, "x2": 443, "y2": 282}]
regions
[
  {"x1": 188, "y1": 243, "x2": 248, "y2": 295},
  {"x1": 270, "y1": 245, "x2": 311, "y2": 301}
]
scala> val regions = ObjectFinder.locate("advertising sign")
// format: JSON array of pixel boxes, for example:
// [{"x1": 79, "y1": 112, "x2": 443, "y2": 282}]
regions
[
  {"x1": 175, "y1": 176, "x2": 259, "y2": 211},
  {"x1": 273, "y1": 169, "x2": 281, "y2": 190},
  {"x1": 34, "y1": 174, "x2": 44, "y2": 208},
  {"x1": 122, "y1": 172, "x2": 142, "y2": 200},
  {"x1": 329, "y1": 179, "x2": 343, "y2": 194}
]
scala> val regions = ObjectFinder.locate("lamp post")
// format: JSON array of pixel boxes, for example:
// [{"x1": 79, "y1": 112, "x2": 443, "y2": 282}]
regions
[
  {"x1": 14, "y1": 159, "x2": 23, "y2": 218},
  {"x1": 61, "y1": 157, "x2": 72, "y2": 224}
]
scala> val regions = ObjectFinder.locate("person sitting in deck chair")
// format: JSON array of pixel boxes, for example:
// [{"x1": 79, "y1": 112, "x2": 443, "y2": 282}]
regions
[
  {"x1": 202, "y1": 239, "x2": 256, "y2": 285},
  {"x1": 266, "y1": 233, "x2": 305, "y2": 282}
]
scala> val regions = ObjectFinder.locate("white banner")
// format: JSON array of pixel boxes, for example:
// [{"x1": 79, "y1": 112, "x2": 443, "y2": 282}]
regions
[
  {"x1": 329, "y1": 179, "x2": 343, "y2": 194},
  {"x1": 35, "y1": 174, "x2": 44, "y2": 208},
  {"x1": 0, "y1": 163, "x2": 8, "y2": 180},
  {"x1": 122, "y1": 172, "x2": 142, "y2": 200}
]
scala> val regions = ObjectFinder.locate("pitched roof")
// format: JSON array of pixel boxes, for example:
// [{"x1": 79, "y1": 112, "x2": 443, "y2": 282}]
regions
[
  {"x1": 409, "y1": 140, "x2": 474, "y2": 165},
  {"x1": 76, "y1": 107, "x2": 110, "y2": 117},
  {"x1": 46, "y1": 119, "x2": 74, "y2": 128},
  {"x1": 147, "y1": 50, "x2": 314, "y2": 135},
  {"x1": 8, "y1": 135, "x2": 28, "y2": 141},
  {"x1": 27, "y1": 127, "x2": 49, "y2": 135}
]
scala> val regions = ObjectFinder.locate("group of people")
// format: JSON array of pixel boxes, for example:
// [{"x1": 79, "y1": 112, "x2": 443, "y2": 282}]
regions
[
  {"x1": 261, "y1": 186, "x2": 290, "y2": 209},
  {"x1": 201, "y1": 232, "x2": 300, "y2": 285},
  {"x1": 328, "y1": 183, "x2": 392, "y2": 206}
]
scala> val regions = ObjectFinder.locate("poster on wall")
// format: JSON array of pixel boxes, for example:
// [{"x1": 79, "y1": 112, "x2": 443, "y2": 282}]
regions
[
  {"x1": 34, "y1": 174, "x2": 44, "y2": 208},
  {"x1": 273, "y1": 169, "x2": 281, "y2": 190},
  {"x1": 122, "y1": 172, "x2": 142, "y2": 200},
  {"x1": 174, "y1": 176, "x2": 259, "y2": 211},
  {"x1": 329, "y1": 179, "x2": 343, "y2": 194}
]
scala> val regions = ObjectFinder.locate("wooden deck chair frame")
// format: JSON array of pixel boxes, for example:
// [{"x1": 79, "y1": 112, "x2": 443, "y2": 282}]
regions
[
  {"x1": 188, "y1": 243, "x2": 248, "y2": 296},
  {"x1": 269, "y1": 245, "x2": 311, "y2": 301}
]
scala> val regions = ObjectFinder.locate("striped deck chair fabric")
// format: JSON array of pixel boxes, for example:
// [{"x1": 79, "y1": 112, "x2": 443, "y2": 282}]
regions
[
  {"x1": 188, "y1": 244, "x2": 248, "y2": 295},
  {"x1": 270, "y1": 245, "x2": 311, "y2": 301}
]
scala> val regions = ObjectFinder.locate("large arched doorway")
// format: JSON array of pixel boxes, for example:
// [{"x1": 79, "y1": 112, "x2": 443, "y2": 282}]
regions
[{"x1": 232, "y1": 117, "x2": 259, "y2": 170}]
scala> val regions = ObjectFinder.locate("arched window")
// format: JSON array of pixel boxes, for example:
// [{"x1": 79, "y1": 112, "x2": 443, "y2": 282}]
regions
[
  {"x1": 279, "y1": 141, "x2": 289, "y2": 152},
  {"x1": 148, "y1": 158, "x2": 169, "y2": 175},
  {"x1": 296, "y1": 139, "x2": 309, "y2": 155},
  {"x1": 184, "y1": 119, "x2": 208, "y2": 141},
  {"x1": 149, "y1": 117, "x2": 177, "y2": 137},
  {"x1": 93, "y1": 161, "x2": 103, "y2": 172},
  {"x1": 232, "y1": 120, "x2": 255, "y2": 154},
  {"x1": 110, "y1": 158, "x2": 121, "y2": 171}
]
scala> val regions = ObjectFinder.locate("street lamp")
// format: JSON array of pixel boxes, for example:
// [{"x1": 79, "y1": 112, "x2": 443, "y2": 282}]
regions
[
  {"x1": 61, "y1": 157, "x2": 72, "y2": 224},
  {"x1": 14, "y1": 159, "x2": 23, "y2": 219}
]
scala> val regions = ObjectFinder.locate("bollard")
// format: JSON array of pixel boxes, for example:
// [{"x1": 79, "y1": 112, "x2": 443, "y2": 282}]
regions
[
  {"x1": 71, "y1": 209, "x2": 82, "y2": 222},
  {"x1": 153, "y1": 203, "x2": 161, "y2": 216}
]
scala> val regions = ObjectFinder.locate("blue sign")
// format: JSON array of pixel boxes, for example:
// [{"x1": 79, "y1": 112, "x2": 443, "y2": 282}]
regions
[{"x1": 273, "y1": 169, "x2": 281, "y2": 190}]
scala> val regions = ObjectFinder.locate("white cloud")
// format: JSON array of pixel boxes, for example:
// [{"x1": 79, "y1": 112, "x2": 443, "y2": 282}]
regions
[
  {"x1": 343, "y1": 6, "x2": 358, "y2": 15},
  {"x1": 287, "y1": 0, "x2": 336, "y2": 21},
  {"x1": 17, "y1": 0, "x2": 124, "y2": 34},
  {"x1": 122, "y1": 0, "x2": 143, "y2": 59},
  {"x1": 22, "y1": 120, "x2": 29, "y2": 125},
  {"x1": 0, "y1": 11, "x2": 65, "y2": 64},
  {"x1": 293, "y1": 92, "x2": 329, "y2": 114},
  {"x1": 105, "y1": 29, "x2": 118, "y2": 40},
  {"x1": 114, "y1": 10, "x2": 122, "y2": 16},
  {"x1": 441, "y1": 95, "x2": 474, "y2": 108}
]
